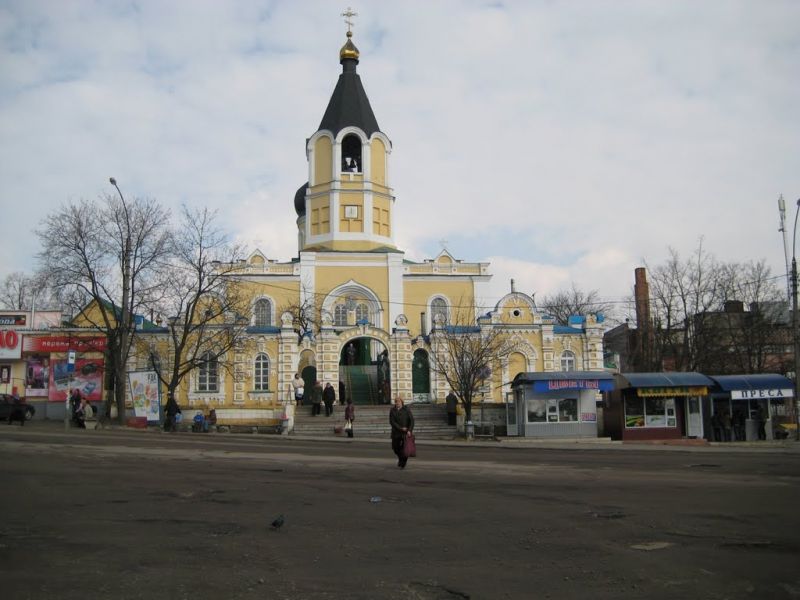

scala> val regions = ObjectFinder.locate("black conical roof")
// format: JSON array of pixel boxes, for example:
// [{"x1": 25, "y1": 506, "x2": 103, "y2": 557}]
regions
[
  {"x1": 294, "y1": 182, "x2": 308, "y2": 216},
  {"x1": 318, "y1": 57, "x2": 380, "y2": 137}
]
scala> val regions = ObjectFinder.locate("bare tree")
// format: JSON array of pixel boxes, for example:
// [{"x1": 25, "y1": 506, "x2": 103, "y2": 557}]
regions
[
  {"x1": 696, "y1": 260, "x2": 787, "y2": 374},
  {"x1": 0, "y1": 271, "x2": 61, "y2": 311},
  {"x1": 538, "y1": 284, "x2": 615, "y2": 325},
  {"x1": 643, "y1": 240, "x2": 788, "y2": 374},
  {"x1": 148, "y1": 206, "x2": 249, "y2": 416},
  {"x1": 36, "y1": 181, "x2": 171, "y2": 422},
  {"x1": 280, "y1": 283, "x2": 322, "y2": 344},
  {"x1": 427, "y1": 309, "x2": 518, "y2": 427},
  {"x1": 645, "y1": 242, "x2": 721, "y2": 371}
]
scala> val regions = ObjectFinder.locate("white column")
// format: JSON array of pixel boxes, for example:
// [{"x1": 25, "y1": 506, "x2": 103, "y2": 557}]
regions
[{"x1": 388, "y1": 253, "x2": 405, "y2": 333}]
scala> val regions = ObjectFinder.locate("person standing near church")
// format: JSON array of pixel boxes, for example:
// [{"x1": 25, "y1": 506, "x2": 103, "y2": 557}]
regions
[
  {"x1": 346, "y1": 343, "x2": 356, "y2": 366},
  {"x1": 446, "y1": 390, "x2": 458, "y2": 426},
  {"x1": 323, "y1": 382, "x2": 336, "y2": 417},
  {"x1": 292, "y1": 373, "x2": 304, "y2": 406},
  {"x1": 311, "y1": 380, "x2": 323, "y2": 416}
]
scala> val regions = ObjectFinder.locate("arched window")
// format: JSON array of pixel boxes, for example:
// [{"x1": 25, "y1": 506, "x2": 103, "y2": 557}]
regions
[
  {"x1": 560, "y1": 350, "x2": 576, "y2": 372},
  {"x1": 355, "y1": 302, "x2": 369, "y2": 324},
  {"x1": 334, "y1": 304, "x2": 348, "y2": 326},
  {"x1": 341, "y1": 134, "x2": 362, "y2": 173},
  {"x1": 253, "y1": 299, "x2": 272, "y2": 327},
  {"x1": 254, "y1": 353, "x2": 269, "y2": 391},
  {"x1": 431, "y1": 297, "x2": 449, "y2": 324},
  {"x1": 198, "y1": 352, "x2": 219, "y2": 392}
]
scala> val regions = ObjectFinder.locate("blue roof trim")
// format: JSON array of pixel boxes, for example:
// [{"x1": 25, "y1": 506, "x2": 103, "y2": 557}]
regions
[
  {"x1": 708, "y1": 374, "x2": 793, "y2": 392},
  {"x1": 443, "y1": 325, "x2": 481, "y2": 334},
  {"x1": 246, "y1": 326, "x2": 281, "y2": 334},
  {"x1": 554, "y1": 325, "x2": 583, "y2": 335},
  {"x1": 618, "y1": 372, "x2": 714, "y2": 388}
]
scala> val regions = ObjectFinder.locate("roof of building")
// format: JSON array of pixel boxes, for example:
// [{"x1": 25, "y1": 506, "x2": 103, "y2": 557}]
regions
[
  {"x1": 513, "y1": 371, "x2": 615, "y2": 384},
  {"x1": 616, "y1": 372, "x2": 714, "y2": 388},
  {"x1": 707, "y1": 373, "x2": 793, "y2": 392},
  {"x1": 294, "y1": 182, "x2": 308, "y2": 216},
  {"x1": 317, "y1": 34, "x2": 380, "y2": 138}
]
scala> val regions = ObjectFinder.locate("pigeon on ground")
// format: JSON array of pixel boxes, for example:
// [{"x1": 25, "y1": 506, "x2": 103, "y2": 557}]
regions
[{"x1": 270, "y1": 515, "x2": 285, "y2": 530}]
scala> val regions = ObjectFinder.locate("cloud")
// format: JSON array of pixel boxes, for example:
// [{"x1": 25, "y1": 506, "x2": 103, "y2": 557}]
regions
[{"x1": 1, "y1": 0, "x2": 798, "y2": 313}]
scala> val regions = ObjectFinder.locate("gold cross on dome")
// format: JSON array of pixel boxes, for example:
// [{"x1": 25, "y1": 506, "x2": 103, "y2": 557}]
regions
[{"x1": 341, "y1": 7, "x2": 358, "y2": 33}]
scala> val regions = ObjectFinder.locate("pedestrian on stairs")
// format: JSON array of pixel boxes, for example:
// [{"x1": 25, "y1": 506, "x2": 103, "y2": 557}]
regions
[
  {"x1": 292, "y1": 373, "x2": 304, "y2": 406},
  {"x1": 311, "y1": 380, "x2": 323, "y2": 416},
  {"x1": 323, "y1": 382, "x2": 335, "y2": 416},
  {"x1": 344, "y1": 398, "x2": 355, "y2": 438},
  {"x1": 446, "y1": 390, "x2": 458, "y2": 426}
]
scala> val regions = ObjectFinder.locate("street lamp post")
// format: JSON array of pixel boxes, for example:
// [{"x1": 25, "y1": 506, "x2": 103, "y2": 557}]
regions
[
  {"x1": 791, "y1": 199, "x2": 800, "y2": 441},
  {"x1": 109, "y1": 177, "x2": 132, "y2": 425}
]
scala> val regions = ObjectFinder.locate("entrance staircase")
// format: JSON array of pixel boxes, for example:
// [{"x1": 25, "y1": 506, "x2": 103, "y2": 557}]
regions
[
  {"x1": 292, "y1": 403, "x2": 457, "y2": 439},
  {"x1": 342, "y1": 365, "x2": 377, "y2": 404}
]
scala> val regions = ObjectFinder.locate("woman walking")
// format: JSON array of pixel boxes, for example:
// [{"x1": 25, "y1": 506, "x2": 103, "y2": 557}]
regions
[
  {"x1": 344, "y1": 398, "x2": 355, "y2": 438},
  {"x1": 389, "y1": 396, "x2": 414, "y2": 469}
]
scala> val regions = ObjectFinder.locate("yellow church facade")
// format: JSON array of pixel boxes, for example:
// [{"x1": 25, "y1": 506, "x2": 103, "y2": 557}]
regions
[{"x1": 135, "y1": 31, "x2": 605, "y2": 429}]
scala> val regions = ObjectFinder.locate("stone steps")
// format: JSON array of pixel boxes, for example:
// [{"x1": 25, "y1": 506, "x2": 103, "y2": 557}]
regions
[{"x1": 292, "y1": 403, "x2": 457, "y2": 439}]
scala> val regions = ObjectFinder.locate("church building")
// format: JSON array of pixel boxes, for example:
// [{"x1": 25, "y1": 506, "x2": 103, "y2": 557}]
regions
[{"x1": 147, "y1": 28, "x2": 606, "y2": 433}]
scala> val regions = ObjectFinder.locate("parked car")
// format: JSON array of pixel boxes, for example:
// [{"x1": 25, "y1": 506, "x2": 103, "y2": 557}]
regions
[{"x1": 0, "y1": 394, "x2": 35, "y2": 421}]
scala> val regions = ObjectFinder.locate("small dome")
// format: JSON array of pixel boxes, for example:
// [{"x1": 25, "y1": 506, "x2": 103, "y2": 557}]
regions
[
  {"x1": 339, "y1": 31, "x2": 359, "y2": 62},
  {"x1": 294, "y1": 182, "x2": 308, "y2": 216}
]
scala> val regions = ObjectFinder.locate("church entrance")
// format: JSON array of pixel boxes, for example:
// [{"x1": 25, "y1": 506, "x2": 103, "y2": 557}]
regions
[
  {"x1": 339, "y1": 337, "x2": 390, "y2": 405},
  {"x1": 412, "y1": 349, "x2": 430, "y2": 402}
]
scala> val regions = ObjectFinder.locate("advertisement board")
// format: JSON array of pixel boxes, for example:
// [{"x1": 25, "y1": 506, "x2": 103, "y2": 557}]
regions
[
  {"x1": 0, "y1": 329, "x2": 22, "y2": 359},
  {"x1": 128, "y1": 371, "x2": 161, "y2": 422},
  {"x1": 48, "y1": 358, "x2": 104, "y2": 402},
  {"x1": 25, "y1": 356, "x2": 50, "y2": 397}
]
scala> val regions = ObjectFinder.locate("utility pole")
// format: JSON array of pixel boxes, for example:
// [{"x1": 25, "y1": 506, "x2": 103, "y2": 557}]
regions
[
  {"x1": 110, "y1": 177, "x2": 133, "y2": 425},
  {"x1": 779, "y1": 195, "x2": 791, "y2": 300},
  {"x1": 792, "y1": 258, "x2": 800, "y2": 441},
  {"x1": 791, "y1": 199, "x2": 800, "y2": 441}
]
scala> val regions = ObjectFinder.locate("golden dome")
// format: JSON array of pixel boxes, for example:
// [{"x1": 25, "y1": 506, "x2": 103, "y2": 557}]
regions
[{"x1": 339, "y1": 31, "x2": 360, "y2": 61}]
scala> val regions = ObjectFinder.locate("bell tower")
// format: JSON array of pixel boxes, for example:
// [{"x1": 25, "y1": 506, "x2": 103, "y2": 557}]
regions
[{"x1": 294, "y1": 25, "x2": 396, "y2": 253}]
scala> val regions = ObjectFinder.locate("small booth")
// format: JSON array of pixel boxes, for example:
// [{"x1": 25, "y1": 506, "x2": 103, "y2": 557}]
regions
[
  {"x1": 603, "y1": 372, "x2": 713, "y2": 441},
  {"x1": 706, "y1": 374, "x2": 795, "y2": 441},
  {"x1": 509, "y1": 372, "x2": 614, "y2": 438}
]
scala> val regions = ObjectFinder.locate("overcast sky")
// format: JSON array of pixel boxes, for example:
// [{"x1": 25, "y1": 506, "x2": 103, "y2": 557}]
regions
[{"x1": 1, "y1": 0, "x2": 798, "y2": 316}]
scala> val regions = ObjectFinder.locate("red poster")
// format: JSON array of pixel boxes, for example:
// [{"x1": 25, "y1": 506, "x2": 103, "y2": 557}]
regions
[{"x1": 48, "y1": 358, "x2": 104, "y2": 402}]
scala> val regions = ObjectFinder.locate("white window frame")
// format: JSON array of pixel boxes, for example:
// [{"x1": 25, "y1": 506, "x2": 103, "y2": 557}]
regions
[
  {"x1": 355, "y1": 302, "x2": 370, "y2": 323},
  {"x1": 560, "y1": 350, "x2": 576, "y2": 372},
  {"x1": 198, "y1": 352, "x2": 219, "y2": 393},
  {"x1": 334, "y1": 304, "x2": 348, "y2": 327},
  {"x1": 254, "y1": 353, "x2": 269, "y2": 391},
  {"x1": 252, "y1": 298, "x2": 273, "y2": 327}
]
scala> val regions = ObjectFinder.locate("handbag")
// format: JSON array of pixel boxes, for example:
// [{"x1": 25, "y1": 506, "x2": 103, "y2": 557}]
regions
[
  {"x1": 344, "y1": 419, "x2": 352, "y2": 431},
  {"x1": 402, "y1": 432, "x2": 416, "y2": 458}
]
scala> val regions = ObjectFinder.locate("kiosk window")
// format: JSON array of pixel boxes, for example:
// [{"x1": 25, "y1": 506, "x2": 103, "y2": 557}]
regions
[
  {"x1": 625, "y1": 396, "x2": 676, "y2": 428},
  {"x1": 527, "y1": 399, "x2": 547, "y2": 422}
]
